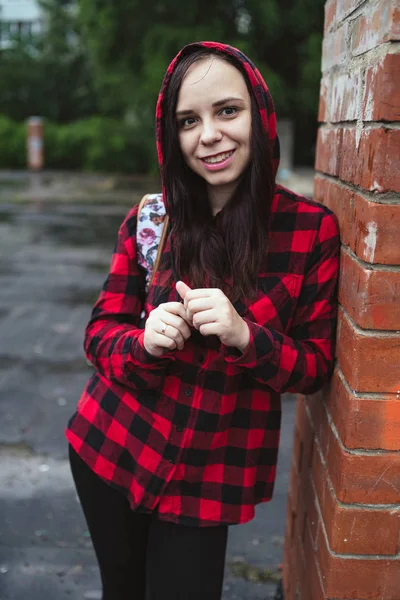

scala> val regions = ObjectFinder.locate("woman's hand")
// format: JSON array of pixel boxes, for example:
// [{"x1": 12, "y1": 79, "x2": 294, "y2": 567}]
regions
[
  {"x1": 176, "y1": 281, "x2": 250, "y2": 353},
  {"x1": 143, "y1": 302, "x2": 192, "y2": 358}
]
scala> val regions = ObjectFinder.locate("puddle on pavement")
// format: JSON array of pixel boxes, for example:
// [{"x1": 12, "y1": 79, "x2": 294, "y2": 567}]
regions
[
  {"x1": 0, "y1": 201, "x2": 126, "y2": 249},
  {"x1": 0, "y1": 261, "x2": 15, "y2": 274},
  {"x1": 0, "y1": 356, "x2": 92, "y2": 375},
  {"x1": 0, "y1": 441, "x2": 36, "y2": 457},
  {"x1": 52, "y1": 213, "x2": 123, "y2": 247},
  {"x1": 87, "y1": 261, "x2": 109, "y2": 273},
  {"x1": 229, "y1": 560, "x2": 281, "y2": 584},
  {"x1": 0, "y1": 210, "x2": 14, "y2": 223},
  {"x1": 57, "y1": 287, "x2": 99, "y2": 306},
  {"x1": 0, "y1": 179, "x2": 28, "y2": 190},
  {"x1": 26, "y1": 212, "x2": 123, "y2": 248}
]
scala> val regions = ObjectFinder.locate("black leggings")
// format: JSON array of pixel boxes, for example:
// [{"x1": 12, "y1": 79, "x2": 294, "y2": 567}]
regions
[{"x1": 69, "y1": 445, "x2": 228, "y2": 600}]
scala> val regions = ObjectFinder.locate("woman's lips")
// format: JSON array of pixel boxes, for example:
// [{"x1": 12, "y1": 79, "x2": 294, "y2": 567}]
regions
[{"x1": 200, "y1": 150, "x2": 236, "y2": 171}]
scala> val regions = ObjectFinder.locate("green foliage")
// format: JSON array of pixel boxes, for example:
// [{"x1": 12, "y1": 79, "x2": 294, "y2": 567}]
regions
[
  {"x1": 46, "y1": 118, "x2": 151, "y2": 172},
  {"x1": 0, "y1": 116, "x2": 26, "y2": 168},
  {"x1": 0, "y1": 115, "x2": 150, "y2": 173},
  {"x1": 0, "y1": 0, "x2": 326, "y2": 169},
  {"x1": 0, "y1": 0, "x2": 98, "y2": 123}
]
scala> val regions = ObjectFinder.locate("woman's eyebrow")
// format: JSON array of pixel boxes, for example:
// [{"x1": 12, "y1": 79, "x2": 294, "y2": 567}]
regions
[
  {"x1": 212, "y1": 96, "x2": 244, "y2": 107},
  {"x1": 176, "y1": 97, "x2": 244, "y2": 116}
]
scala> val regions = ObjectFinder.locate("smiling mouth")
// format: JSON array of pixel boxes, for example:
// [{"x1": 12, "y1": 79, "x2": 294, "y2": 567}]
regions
[{"x1": 201, "y1": 150, "x2": 235, "y2": 164}]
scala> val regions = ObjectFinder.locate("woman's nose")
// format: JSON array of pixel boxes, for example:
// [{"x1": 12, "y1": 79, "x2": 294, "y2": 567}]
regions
[{"x1": 200, "y1": 120, "x2": 222, "y2": 145}]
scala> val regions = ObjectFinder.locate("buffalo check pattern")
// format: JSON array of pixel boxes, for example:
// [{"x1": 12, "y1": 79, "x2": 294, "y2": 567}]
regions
[{"x1": 66, "y1": 42, "x2": 340, "y2": 527}]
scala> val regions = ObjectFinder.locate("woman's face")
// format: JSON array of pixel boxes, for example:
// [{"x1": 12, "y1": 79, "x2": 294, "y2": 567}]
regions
[{"x1": 176, "y1": 57, "x2": 252, "y2": 203}]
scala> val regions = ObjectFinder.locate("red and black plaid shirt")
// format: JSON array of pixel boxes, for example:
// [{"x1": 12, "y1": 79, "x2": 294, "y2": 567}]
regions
[{"x1": 66, "y1": 42, "x2": 340, "y2": 526}]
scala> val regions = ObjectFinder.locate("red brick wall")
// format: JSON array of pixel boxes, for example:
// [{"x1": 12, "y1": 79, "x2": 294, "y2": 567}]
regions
[{"x1": 282, "y1": 1, "x2": 400, "y2": 598}]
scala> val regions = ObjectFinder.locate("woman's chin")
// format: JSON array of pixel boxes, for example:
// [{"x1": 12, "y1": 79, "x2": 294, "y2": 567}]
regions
[{"x1": 203, "y1": 171, "x2": 238, "y2": 189}]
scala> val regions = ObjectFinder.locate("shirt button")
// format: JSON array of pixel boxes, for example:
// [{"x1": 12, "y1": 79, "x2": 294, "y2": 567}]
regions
[
  {"x1": 198, "y1": 354, "x2": 205, "y2": 363},
  {"x1": 185, "y1": 388, "x2": 192, "y2": 397},
  {"x1": 176, "y1": 425, "x2": 184, "y2": 432},
  {"x1": 168, "y1": 458, "x2": 174, "y2": 464}
]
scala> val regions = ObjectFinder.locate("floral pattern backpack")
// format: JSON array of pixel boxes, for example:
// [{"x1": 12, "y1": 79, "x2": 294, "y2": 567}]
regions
[{"x1": 136, "y1": 193, "x2": 168, "y2": 292}]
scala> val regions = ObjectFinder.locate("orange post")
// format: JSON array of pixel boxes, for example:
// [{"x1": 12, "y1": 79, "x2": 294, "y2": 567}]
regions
[{"x1": 26, "y1": 117, "x2": 44, "y2": 170}]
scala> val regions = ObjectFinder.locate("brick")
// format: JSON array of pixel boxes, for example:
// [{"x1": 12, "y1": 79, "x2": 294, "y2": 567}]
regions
[
  {"x1": 319, "y1": 407, "x2": 400, "y2": 504},
  {"x1": 313, "y1": 176, "x2": 353, "y2": 245},
  {"x1": 363, "y1": 53, "x2": 400, "y2": 122},
  {"x1": 294, "y1": 393, "x2": 308, "y2": 435},
  {"x1": 298, "y1": 464, "x2": 317, "y2": 517},
  {"x1": 315, "y1": 128, "x2": 343, "y2": 175},
  {"x1": 290, "y1": 454, "x2": 301, "y2": 520},
  {"x1": 302, "y1": 525, "x2": 326, "y2": 600},
  {"x1": 287, "y1": 488, "x2": 298, "y2": 543},
  {"x1": 339, "y1": 250, "x2": 400, "y2": 330},
  {"x1": 298, "y1": 576, "x2": 310, "y2": 600},
  {"x1": 349, "y1": 193, "x2": 400, "y2": 264},
  {"x1": 312, "y1": 445, "x2": 400, "y2": 555},
  {"x1": 394, "y1": 6, "x2": 400, "y2": 38},
  {"x1": 305, "y1": 487, "x2": 320, "y2": 551},
  {"x1": 359, "y1": 127, "x2": 400, "y2": 192},
  {"x1": 338, "y1": 127, "x2": 358, "y2": 186},
  {"x1": 296, "y1": 534, "x2": 311, "y2": 600},
  {"x1": 285, "y1": 491, "x2": 295, "y2": 543},
  {"x1": 327, "y1": 368, "x2": 400, "y2": 451},
  {"x1": 318, "y1": 75, "x2": 331, "y2": 123},
  {"x1": 336, "y1": 0, "x2": 366, "y2": 21},
  {"x1": 317, "y1": 518, "x2": 400, "y2": 599},
  {"x1": 313, "y1": 400, "x2": 335, "y2": 464},
  {"x1": 305, "y1": 390, "x2": 325, "y2": 438},
  {"x1": 324, "y1": 0, "x2": 337, "y2": 34},
  {"x1": 330, "y1": 69, "x2": 360, "y2": 122},
  {"x1": 329, "y1": 494, "x2": 400, "y2": 556},
  {"x1": 283, "y1": 495, "x2": 299, "y2": 600},
  {"x1": 295, "y1": 400, "x2": 315, "y2": 471},
  {"x1": 282, "y1": 543, "x2": 295, "y2": 600},
  {"x1": 322, "y1": 24, "x2": 348, "y2": 71},
  {"x1": 385, "y1": 130, "x2": 400, "y2": 192},
  {"x1": 293, "y1": 427, "x2": 303, "y2": 475},
  {"x1": 351, "y1": 0, "x2": 400, "y2": 56},
  {"x1": 295, "y1": 462, "x2": 319, "y2": 552},
  {"x1": 311, "y1": 438, "x2": 329, "y2": 512},
  {"x1": 338, "y1": 309, "x2": 400, "y2": 394},
  {"x1": 339, "y1": 127, "x2": 400, "y2": 194}
]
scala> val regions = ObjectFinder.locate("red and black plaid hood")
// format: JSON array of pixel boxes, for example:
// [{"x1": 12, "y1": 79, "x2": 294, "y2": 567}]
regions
[{"x1": 155, "y1": 41, "x2": 280, "y2": 212}]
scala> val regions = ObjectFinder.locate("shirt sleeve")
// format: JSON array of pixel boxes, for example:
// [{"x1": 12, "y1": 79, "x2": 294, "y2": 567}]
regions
[
  {"x1": 83, "y1": 204, "x2": 175, "y2": 390},
  {"x1": 222, "y1": 210, "x2": 340, "y2": 395}
]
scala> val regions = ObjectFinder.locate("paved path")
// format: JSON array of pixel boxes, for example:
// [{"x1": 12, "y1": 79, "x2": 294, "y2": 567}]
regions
[{"x1": 0, "y1": 190, "x2": 295, "y2": 600}]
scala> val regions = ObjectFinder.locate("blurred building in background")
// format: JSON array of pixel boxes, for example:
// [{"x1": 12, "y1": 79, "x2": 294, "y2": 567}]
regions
[{"x1": 0, "y1": 0, "x2": 43, "y2": 49}]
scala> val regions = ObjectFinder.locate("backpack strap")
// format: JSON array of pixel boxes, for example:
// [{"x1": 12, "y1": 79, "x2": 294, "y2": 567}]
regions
[
  {"x1": 137, "y1": 193, "x2": 150, "y2": 220},
  {"x1": 151, "y1": 213, "x2": 169, "y2": 286},
  {"x1": 136, "y1": 194, "x2": 170, "y2": 288}
]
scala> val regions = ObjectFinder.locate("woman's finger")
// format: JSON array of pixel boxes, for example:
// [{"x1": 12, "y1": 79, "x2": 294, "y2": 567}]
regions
[
  {"x1": 150, "y1": 332, "x2": 178, "y2": 350},
  {"x1": 161, "y1": 301, "x2": 191, "y2": 323},
  {"x1": 158, "y1": 312, "x2": 191, "y2": 341},
  {"x1": 186, "y1": 297, "x2": 216, "y2": 317},
  {"x1": 162, "y1": 324, "x2": 185, "y2": 350},
  {"x1": 192, "y1": 309, "x2": 218, "y2": 329},
  {"x1": 198, "y1": 322, "x2": 220, "y2": 337}
]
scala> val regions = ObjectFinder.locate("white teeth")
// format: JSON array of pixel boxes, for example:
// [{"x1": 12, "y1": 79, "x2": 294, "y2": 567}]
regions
[{"x1": 203, "y1": 151, "x2": 234, "y2": 164}]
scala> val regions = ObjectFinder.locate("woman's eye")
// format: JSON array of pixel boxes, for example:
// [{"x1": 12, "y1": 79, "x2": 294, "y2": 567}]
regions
[
  {"x1": 221, "y1": 106, "x2": 238, "y2": 117},
  {"x1": 180, "y1": 117, "x2": 197, "y2": 128}
]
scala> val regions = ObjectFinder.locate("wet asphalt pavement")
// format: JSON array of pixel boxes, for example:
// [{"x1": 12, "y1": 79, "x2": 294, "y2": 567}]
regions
[{"x1": 0, "y1": 176, "x2": 296, "y2": 600}]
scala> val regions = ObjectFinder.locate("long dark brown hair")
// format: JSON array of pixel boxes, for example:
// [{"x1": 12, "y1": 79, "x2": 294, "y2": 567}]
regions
[{"x1": 161, "y1": 48, "x2": 275, "y2": 303}]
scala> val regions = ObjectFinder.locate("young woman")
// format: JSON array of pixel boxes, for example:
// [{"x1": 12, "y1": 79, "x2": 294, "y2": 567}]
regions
[{"x1": 66, "y1": 41, "x2": 340, "y2": 600}]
